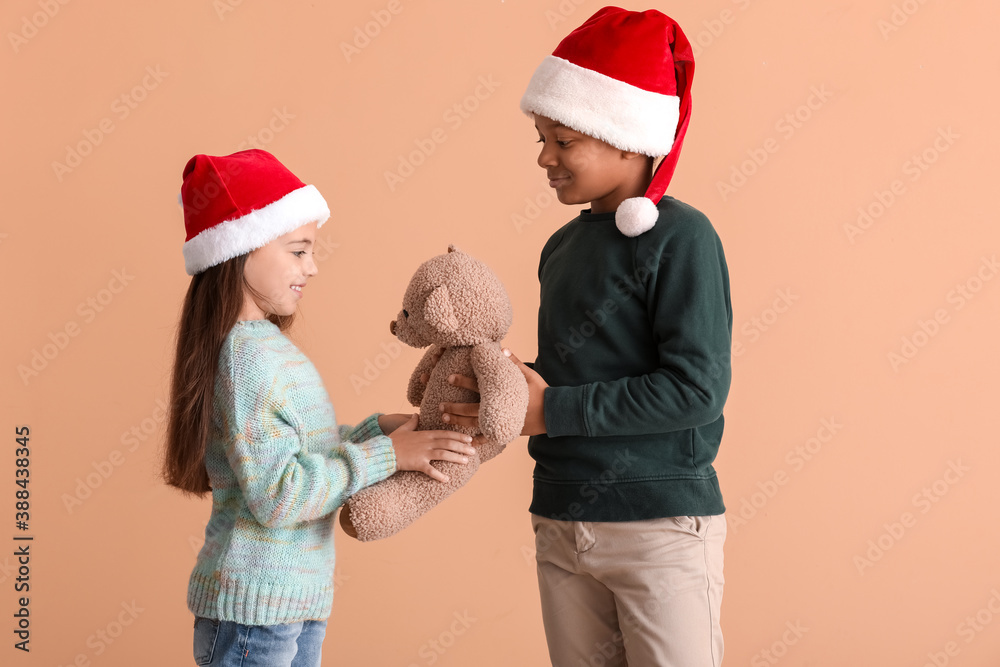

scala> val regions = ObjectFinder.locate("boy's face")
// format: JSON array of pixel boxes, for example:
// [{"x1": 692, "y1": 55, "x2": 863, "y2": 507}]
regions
[{"x1": 533, "y1": 113, "x2": 647, "y2": 213}]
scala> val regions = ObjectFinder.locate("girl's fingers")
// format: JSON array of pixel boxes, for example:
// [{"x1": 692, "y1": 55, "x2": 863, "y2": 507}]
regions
[
  {"x1": 431, "y1": 440, "x2": 476, "y2": 457},
  {"x1": 424, "y1": 429, "x2": 473, "y2": 442},
  {"x1": 423, "y1": 465, "x2": 449, "y2": 483},
  {"x1": 432, "y1": 450, "x2": 471, "y2": 465}
]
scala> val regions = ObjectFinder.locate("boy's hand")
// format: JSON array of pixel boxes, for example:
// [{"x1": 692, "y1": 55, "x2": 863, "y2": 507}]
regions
[
  {"x1": 389, "y1": 414, "x2": 477, "y2": 483},
  {"x1": 440, "y1": 349, "x2": 548, "y2": 436},
  {"x1": 418, "y1": 346, "x2": 446, "y2": 385},
  {"x1": 414, "y1": 346, "x2": 489, "y2": 446}
]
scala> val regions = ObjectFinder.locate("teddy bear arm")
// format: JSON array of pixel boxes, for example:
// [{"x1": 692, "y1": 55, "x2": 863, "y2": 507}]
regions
[
  {"x1": 406, "y1": 345, "x2": 441, "y2": 408},
  {"x1": 471, "y1": 344, "x2": 530, "y2": 456}
]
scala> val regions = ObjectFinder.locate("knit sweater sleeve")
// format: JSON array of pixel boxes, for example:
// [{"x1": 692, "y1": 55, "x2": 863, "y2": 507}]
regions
[
  {"x1": 221, "y1": 341, "x2": 397, "y2": 529},
  {"x1": 543, "y1": 214, "x2": 732, "y2": 437},
  {"x1": 337, "y1": 413, "x2": 387, "y2": 444}
]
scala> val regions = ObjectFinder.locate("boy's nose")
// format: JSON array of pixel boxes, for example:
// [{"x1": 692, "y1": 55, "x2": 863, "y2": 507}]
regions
[{"x1": 537, "y1": 144, "x2": 558, "y2": 169}]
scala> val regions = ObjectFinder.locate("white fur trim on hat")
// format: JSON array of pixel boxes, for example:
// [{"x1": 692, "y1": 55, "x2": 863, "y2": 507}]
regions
[
  {"x1": 520, "y1": 56, "x2": 679, "y2": 157},
  {"x1": 182, "y1": 184, "x2": 330, "y2": 275}
]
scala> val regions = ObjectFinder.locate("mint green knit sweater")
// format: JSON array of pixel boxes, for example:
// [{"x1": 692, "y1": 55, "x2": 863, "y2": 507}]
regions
[{"x1": 187, "y1": 318, "x2": 397, "y2": 625}]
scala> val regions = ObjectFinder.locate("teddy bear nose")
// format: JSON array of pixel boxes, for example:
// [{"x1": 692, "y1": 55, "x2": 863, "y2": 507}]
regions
[{"x1": 389, "y1": 319, "x2": 396, "y2": 335}]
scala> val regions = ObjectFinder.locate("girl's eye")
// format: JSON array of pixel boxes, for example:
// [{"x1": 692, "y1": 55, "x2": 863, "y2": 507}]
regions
[
  {"x1": 556, "y1": 140, "x2": 570, "y2": 148},
  {"x1": 294, "y1": 251, "x2": 307, "y2": 257}
]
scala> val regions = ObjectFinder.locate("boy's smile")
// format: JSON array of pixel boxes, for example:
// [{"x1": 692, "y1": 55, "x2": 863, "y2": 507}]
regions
[{"x1": 533, "y1": 113, "x2": 653, "y2": 214}]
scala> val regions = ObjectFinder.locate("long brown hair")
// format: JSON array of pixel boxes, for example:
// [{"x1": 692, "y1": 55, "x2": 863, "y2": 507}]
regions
[{"x1": 161, "y1": 252, "x2": 296, "y2": 496}]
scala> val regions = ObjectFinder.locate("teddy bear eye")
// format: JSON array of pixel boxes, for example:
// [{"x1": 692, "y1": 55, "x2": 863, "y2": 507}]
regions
[{"x1": 402, "y1": 309, "x2": 409, "y2": 318}]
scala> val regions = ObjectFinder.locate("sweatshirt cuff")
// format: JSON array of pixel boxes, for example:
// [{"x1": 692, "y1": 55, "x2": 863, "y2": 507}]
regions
[{"x1": 543, "y1": 385, "x2": 588, "y2": 438}]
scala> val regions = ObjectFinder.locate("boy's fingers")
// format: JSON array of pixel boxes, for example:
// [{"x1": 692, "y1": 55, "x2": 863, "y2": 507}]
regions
[
  {"x1": 447, "y1": 373, "x2": 480, "y2": 392},
  {"x1": 442, "y1": 414, "x2": 478, "y2": 428},
  {"x1": 440, "y1": 401, "x2": 480, "y2": 417},
  {"x1": 502, "y1": 348, "x2": 531, "y2": 372}
]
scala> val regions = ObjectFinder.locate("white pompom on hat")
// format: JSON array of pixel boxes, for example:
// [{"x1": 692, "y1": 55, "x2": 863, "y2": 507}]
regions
[{"x1": 519, "y1": 6, "x2": 695, "y2": 237}]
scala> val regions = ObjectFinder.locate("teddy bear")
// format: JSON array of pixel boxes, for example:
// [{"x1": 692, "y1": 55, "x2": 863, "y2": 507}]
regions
[{"x1": 339, "y1": 245, "x2": 529, "y2": 541}]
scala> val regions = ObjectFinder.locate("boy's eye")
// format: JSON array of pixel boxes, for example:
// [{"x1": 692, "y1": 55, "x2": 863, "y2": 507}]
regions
[{"x1": 293, "y1": 250, "x2": 309, "y2": 257}]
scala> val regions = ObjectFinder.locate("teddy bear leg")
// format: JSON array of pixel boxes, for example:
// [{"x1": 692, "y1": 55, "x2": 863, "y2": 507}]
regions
[{"x1": 343, "y1": 452, "x2": 482, "y2": 541}]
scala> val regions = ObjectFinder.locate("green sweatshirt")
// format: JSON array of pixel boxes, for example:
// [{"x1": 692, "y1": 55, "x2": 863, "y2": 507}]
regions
[{"x1": 527, "y1": 195, "x2": 732, "y2": 521}]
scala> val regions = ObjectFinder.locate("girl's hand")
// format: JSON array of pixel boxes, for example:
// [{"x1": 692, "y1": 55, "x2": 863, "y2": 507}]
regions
[
  {"x1": 440, "y1": 349, "x2": 548, "y2": 436},
  {"x1": 389, "y1": 414, "x2": 477, "y2": 483},
  {"x1": 377, "y1": 413, "x2": 414, "y2": 435}
]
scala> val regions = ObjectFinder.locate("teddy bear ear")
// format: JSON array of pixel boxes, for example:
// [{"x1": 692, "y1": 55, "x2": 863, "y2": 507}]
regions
[
  {"x1": 447, "y1": 244, "x2": 461, "y2": 254},
  {"x1": 424, "y1": 284, "x2": 460, "y2": 334}
]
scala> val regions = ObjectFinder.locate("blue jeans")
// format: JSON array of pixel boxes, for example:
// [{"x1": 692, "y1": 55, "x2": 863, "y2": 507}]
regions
[{"x1": 193, "y1": 616, "x2": 328, "y2": 666}]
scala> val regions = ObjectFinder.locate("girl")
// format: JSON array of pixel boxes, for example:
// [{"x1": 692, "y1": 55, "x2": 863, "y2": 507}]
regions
[{"x1": 162, "y1": 148, "x2": 477, "y2": 667}]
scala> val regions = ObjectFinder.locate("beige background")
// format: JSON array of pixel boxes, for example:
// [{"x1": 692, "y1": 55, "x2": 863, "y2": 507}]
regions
[{"x1": 3, "y1": 0, "x2": 999, "y2": 664}]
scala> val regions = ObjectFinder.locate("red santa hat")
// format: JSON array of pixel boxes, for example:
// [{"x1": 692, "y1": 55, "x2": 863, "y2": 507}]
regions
[
  {"x1": 179, "y1": 149, "x2": 330, "y2": 275},
  {"x1": 519, "y1": 6, "x2": 694, "y2": 237}
]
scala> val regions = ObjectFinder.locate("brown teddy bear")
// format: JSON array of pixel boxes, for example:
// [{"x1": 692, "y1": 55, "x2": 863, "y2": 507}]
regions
[{"x1": 339, "y1": 245, "x2": 529, "y2": 541}]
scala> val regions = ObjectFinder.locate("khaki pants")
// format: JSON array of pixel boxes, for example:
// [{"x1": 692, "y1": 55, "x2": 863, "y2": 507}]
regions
[{"x1": 531, "y1": 513, "x2": 726, "y2": 667}]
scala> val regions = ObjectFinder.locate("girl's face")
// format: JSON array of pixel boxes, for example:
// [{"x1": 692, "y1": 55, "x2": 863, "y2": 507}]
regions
[
  {"x1": 533, "y1": 113, "x2": 646, "y2": 214},
  {"x1": 241, "y1": 220, "x2": 319, "y2": 320}
]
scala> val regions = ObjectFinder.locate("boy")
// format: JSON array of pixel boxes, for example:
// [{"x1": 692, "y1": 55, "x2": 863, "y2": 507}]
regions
[{"x1": 441, "y1": 7, "x2": 732, "y2": 665}]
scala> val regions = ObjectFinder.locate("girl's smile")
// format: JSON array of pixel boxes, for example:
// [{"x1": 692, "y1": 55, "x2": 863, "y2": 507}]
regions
[{"x1": 240, "y1": 221, "x2": 319, "y2": 319}]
